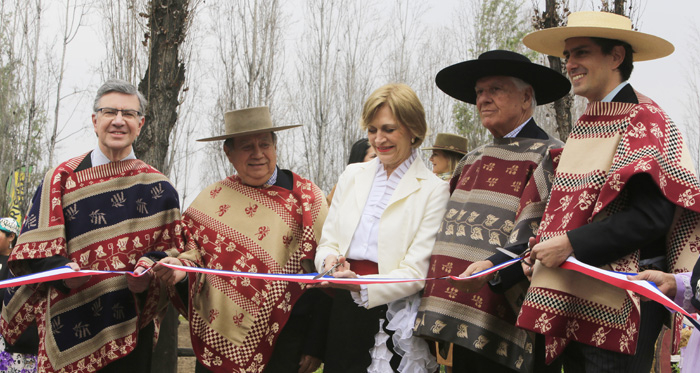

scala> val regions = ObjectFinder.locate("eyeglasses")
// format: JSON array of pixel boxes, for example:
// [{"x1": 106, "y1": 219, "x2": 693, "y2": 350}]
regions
[{"x1": 96, "y1": 107, "x2": 142, "y2": 120}]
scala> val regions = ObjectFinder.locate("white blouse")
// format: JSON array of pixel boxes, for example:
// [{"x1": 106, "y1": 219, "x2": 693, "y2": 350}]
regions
[{"x1": 346, "y1": 149, "x2": 418, "y2": 262}]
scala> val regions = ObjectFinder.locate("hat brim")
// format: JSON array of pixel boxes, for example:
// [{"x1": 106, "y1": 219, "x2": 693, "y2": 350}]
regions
[
  {"x1": 197, "y1": 124, "x2": 302, "y2": 142},
  {"x1": 523, "y1": 27, "x2": 674, "y2": 62},
  {"x1": 436, "y1": 59, "x2": 571, "y2": 105},
  {"x1": 421, "y1": 146, "x2": 468, "y2": 155}
]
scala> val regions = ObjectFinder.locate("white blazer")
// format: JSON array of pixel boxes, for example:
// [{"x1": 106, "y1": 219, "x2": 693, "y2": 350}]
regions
[{"x1": 315, "y1": 157, "x2": 449, "y2": 309}]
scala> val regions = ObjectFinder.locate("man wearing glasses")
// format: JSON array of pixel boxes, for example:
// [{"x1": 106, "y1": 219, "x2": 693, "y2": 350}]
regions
[{"x1": 0, "y1": 79, "x2": 183, "y2": 372}]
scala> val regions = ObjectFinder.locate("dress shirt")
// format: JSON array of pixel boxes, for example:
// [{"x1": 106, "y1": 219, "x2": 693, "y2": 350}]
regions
[
  {"x1": 602, "y1": 81, "x2": 629, "y2": 102},
  {"x1": 503, "y1": 117, "x2": 532, "y2": 138},
  {"x1": 91, "y1": 146, "x2": 137, "y2": 166},
  {"x1": 346, "y1": 150, "x2": 418, "y2": 262},
  {"x1": 346, "y1": 149, "x2": 418, "y2": 307}
]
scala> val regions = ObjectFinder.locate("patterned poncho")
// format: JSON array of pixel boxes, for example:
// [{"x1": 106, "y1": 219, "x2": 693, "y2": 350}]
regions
[
  {"x1": 414, "y1": 137, "x2": 561, "y2": 372},
  {"x1": 0, "y1": 153, "x2": 183, "y2": 372},
  {"x1": 516, "y1": 93, "x2": 700, "y2": 362},
  {"x1": 171, "y1": 173, "x2": 327, "y2": 372}
]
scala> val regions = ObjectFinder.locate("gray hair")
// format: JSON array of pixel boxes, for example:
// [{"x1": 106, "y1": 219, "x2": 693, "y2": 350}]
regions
[
  {"x1": 93, "y1": 79, "x2": 147, "y2": 114},
  {"x1": 509, "y1": 77, "x2": 537, "y2": 109}
]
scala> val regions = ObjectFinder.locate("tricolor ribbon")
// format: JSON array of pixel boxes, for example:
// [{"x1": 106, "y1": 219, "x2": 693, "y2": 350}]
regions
[
  {"x1": 0, "y1": 257, "x2": 697, "y2": 329},
  {"x1": 0, "y1": 266, "x2": 150, "y2": 289},
  {"x1": 561, "y1": 257, "x2": 700, "y2": 329}
]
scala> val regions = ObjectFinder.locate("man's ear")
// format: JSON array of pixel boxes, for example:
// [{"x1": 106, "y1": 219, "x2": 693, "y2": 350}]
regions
[
  {"x1": 523, "y1": 87, "x2": 534, "y2": 109},
  {"x1": 611, "y1": 45, "x2": 625, "y2": 70}
]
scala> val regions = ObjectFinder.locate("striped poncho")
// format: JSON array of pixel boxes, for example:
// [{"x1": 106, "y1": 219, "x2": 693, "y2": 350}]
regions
[
  {"x1": 516, "y1": 92, "x2": 700, "y2": 362},
  {"x1": 414, "y1": 136, "x2": 561, "y2": 372},
  {"x1": 0, "y1": 153, "x2": 183, "y2": 372}
]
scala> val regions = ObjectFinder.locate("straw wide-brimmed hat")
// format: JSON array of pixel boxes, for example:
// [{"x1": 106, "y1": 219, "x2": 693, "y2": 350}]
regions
[
  {"x1": 523, "y1": 11, "x2": 674, "y2": 62},
  {"x1": 422, "y1": 133, "x2": 469, "y2": 155},
  {"x1": 197, "y1": 107, "x2": 301, "y2": 142},
  {"x1": 435, "y1": 50, "x2": 571, "y2": 105}
]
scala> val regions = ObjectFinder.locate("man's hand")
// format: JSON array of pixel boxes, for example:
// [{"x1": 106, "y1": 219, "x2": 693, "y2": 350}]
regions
[
  {"x1": 153, "y1": 257, "x2": 186, "y2": 285},
  {"x1": 298, "y1": 354, "x2": 322, "y2": 373},
  {"x1": 63, "y1": 262, "x2": 90, "y2": 289},
  {"x1": 126, "y1": 266, "x2": 152, "y2": 293},
  {"x1": 627, "y1": 270, "x2": 677, "y2": 300},
  {"x1": 530, "y1": 234, "x2": 573, "y2": 268},
  {"x1": 448, "y1": 260, "x2": 494, "y2": 293}
]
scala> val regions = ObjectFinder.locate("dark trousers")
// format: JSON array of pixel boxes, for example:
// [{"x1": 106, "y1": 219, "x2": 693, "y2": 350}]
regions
[
  {"x1": 99, "y1": 321, "x2": 155, "y2": 373},
  {"x1": 561, "y1": 301, "x2": 666, "y2": 373},
  {"x1": 323, "y1": 290, "x2": 399, "y2": 373},
  {"x1": 452, "y1": 333, "x2": 561, "y2": 373}
]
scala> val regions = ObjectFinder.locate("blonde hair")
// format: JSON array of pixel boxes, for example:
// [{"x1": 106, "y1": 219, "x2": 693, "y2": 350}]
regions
[
  {"x1": 360, "y1": 83, "x2": 427, "y2": 148},
  {"x1": 445, "y1": 151, "x2": 463, "y2": 175}
]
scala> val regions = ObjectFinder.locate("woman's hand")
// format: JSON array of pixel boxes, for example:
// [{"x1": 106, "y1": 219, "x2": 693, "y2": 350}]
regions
[
  {"x1": 315, "y1": 256, "x2": 360, "y2": 292},
  {"x1": 153, "y1": 257, "x2": 186, "y2": 285},
  {"x1": 627, "y1": 270, "x2": 677, "y2": 300}
]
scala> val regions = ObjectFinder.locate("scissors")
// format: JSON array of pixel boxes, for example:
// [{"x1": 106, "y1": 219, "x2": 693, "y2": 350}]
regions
[
  {"x1": 313, "y1": 261, "x2": 343, "y2": 280},
  {"x1": 496, "y1": 247, "x2": 532, "y2": 264}
]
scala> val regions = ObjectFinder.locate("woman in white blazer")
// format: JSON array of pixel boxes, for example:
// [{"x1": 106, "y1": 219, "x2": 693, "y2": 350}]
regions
[{"x1": 315, "y1": 83, "x2": 449, "y2": 372}]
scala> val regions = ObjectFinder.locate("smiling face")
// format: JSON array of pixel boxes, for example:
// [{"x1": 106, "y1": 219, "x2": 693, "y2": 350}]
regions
[
  {"x1": 367, "y1": 105, "x2": 413, "y2": 176},
  {"x1": 564, "y1": 37, "x2": 624, "y2": 102},
  {"x1": 225, "y1": 132, "x2": 277, "y2": 186},
  {"x1": 475, "y1": 76, "x2": 532, "y2": 138},
  {"x1": 92, "y1": 92, "x2": 145, "y2": 161}
]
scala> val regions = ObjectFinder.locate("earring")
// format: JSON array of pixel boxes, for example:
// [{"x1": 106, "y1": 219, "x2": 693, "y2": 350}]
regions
[{"x1": 411, "y1": 138, "x2": 416, "y2": 144}]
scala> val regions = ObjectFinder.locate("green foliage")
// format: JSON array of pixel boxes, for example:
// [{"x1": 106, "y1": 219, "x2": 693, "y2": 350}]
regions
[
  {"x1": 470, "y1": 0, "x2": 533, "y2": 58},
  {"x1": 453, "y1": 102, "x2": 490, "y2": 150},
  {"x1": 452, "y1": 0, "x2": 536, "y2": 149}
]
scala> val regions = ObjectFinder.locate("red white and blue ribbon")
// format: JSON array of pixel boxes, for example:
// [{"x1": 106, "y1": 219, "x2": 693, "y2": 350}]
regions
[
  {"x1": 0, "y1": 266, "x2": 150, "y2": 289},
  {"x1": 561, "y1": 257, "x2": 700, "y2": 329},
  {"x1": 1, "y1": 257, "x2": 697, "y2": 329}
]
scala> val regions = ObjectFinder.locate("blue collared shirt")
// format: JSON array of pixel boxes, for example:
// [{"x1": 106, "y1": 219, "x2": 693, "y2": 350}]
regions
[
  {"x1": 601, "y1": 81, "x2": 629, "y2": 103},
  {"x1": 503, "y1": 117, "x2": 533, "y2": 138}
]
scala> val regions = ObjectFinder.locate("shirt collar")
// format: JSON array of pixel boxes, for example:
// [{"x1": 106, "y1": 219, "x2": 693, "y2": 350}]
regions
[
  {"x1": 91, "y1": 146, "x2": 137, "y2": 167},
  {"x1": 601, "y1": 81, "x2": 629, "y2": 103},
  {"x1": 264, "y1": 167, "x2": 279, "y2": 187},
  {"x1": 503, "y1": 117, "x2": 532, "y2": 138},
  {"x1": 376, "y1": 148, "x2": 417, "y2": 179}
]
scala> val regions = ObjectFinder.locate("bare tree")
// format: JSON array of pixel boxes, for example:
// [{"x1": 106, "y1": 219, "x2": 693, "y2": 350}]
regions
[
  {"x1": 292, "y1": 0, "x2": 342, "y2": 191},
  {"x1": 334, "y1": 0, "x2": 381, "y2": 171},
  {"x1": 48, "y1": 0, "x2": 89, "y2": 168},
  {"x1": 683, "y1": 24, "x2": 700, "y2": 171},
  {"x1": 17, "y1": 0, "x2": 49, "y2": 217},
  {"x1": 532, "y1": 0, "x2": 574, "y2": 141},
  {"x1": 97, "y1": 0, "x2": 149, "y2": 83},
  {"x1": 450, "y1": 0, "x2": 534, "y2": 149},
  {"x1": 133, "y1": 0, "x2": 195, "y2": 173},
  {"x1": 383, "y1": 0, "x2": 427, "y2": 86},
  {"x1": 200, "y1": 0, "x2": 285, "y2": 185}
]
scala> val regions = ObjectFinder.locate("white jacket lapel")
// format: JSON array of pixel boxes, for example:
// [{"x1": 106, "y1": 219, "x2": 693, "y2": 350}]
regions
[{"x1": 387, "y1": 158, "x2": 430, "y2": 206}]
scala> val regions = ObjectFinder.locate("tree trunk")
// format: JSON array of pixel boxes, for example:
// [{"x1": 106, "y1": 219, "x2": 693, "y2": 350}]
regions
[
  {"x1": 542, "y1": 0, "x2": 573, "y2": 141},
  {"x1": 134, "y1": 0, "x2": 188, "y2": 174},
  {"x1": 547, "y1": 55, "x2": 573, "y2": 141},
  {"x1": 135, "y1": 1, "x2": 189, "y2": 371}
]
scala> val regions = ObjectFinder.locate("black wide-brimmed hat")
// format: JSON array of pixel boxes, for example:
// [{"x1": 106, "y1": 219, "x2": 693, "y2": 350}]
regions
[{"x1": 435, "y1": 50, "x2": 571, "y2": 105}]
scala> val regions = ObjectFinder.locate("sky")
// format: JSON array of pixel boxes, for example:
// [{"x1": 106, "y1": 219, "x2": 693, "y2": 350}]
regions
[{"x1": 45, "y1": 0, "x2": 700, "y2": 207}]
